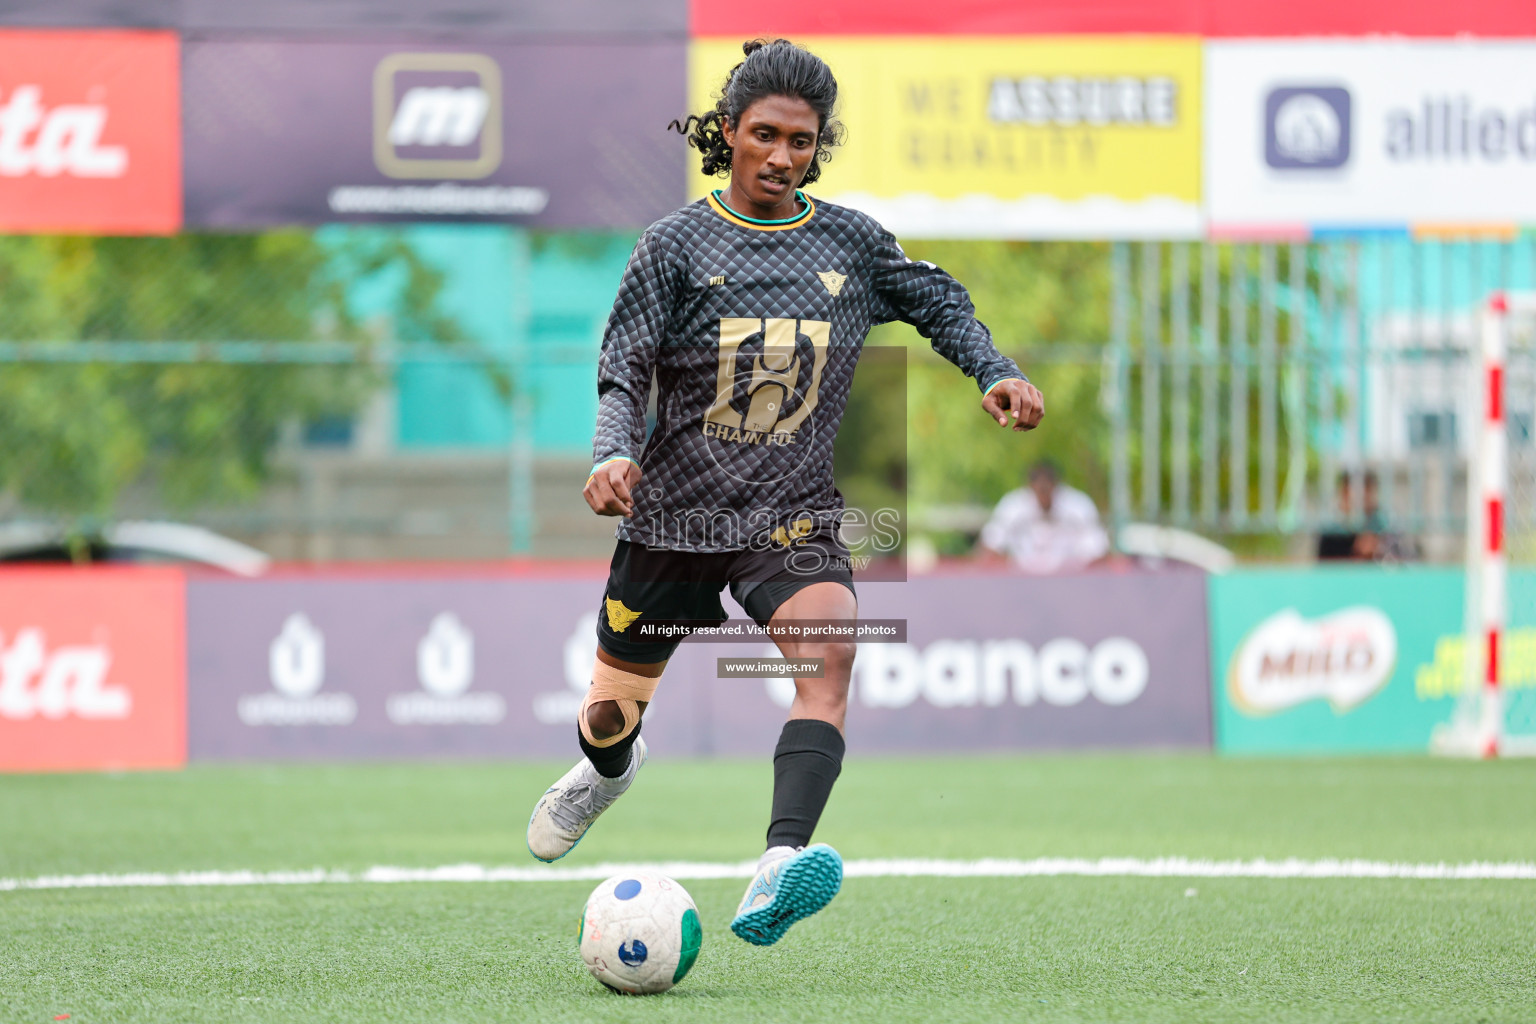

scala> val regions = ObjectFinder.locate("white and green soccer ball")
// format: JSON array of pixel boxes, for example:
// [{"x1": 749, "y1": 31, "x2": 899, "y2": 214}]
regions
[{"x1": 578, "y1": 873, "x2": 702, "y2": 995}]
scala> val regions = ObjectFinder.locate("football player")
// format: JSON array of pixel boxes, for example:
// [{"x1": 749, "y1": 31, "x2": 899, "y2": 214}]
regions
[{"x1": 528, "y1": 38, "x2": 1044, "y2": 946}]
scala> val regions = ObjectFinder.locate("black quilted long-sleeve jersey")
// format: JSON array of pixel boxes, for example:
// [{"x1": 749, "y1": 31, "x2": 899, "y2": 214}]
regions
[{"x1": 592, "y1": 190, "x2": 1025, "y2": 552}]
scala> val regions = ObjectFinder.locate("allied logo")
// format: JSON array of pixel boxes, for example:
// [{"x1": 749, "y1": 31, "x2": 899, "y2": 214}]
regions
[
  {"x1": 605, "y1": 598, "x2": 642, "y2": 634},
  {"x1": 817, "y1": 270, "x2": 847, "y2": 297},
  {"x1": 1228, "y1": 607, "x2": 1396, "y2": 715},
  {"x1": 1265, "y1": 86, "x2": 1351, "y2": 170},
  {"x1": 373, "y1": 52, "x2": 502, "y2": 180},
  {"x1": 709, "y1": 275, "x2": 726, "y2": 287},
  {"x1": 617, "y1": 939, "x2": 648, "y2": 966}
]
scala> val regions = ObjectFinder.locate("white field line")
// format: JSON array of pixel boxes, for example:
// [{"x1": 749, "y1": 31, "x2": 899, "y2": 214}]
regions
[{"x1": 2, "y1": 857, "x2": 1535, "y2": 893}]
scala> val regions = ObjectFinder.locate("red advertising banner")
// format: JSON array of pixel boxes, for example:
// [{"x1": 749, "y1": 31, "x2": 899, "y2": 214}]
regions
[
  {"x1": 0, "y1": 568, "x2": 186, "y2": 772},
  {"x1": 0, "y1": 30, "x2": 180, "y2": 234},
  {"x1": 692, "y1": 0, "x2": 1536, "y2": 37}
]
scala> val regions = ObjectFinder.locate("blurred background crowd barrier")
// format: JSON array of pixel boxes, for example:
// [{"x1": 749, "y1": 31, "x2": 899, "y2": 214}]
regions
[
  {"x1": 4, "y1": 561, "x2": 1532, "y2": 771},
  {"x1": 0, "y1": 564, "x2": 1211, "y2": 771}
]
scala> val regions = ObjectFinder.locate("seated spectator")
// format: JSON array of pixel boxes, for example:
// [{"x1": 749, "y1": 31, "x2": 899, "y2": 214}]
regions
[
  {"x1": 1317, "y1": 470, "x2": 1415, "y2": 562},
  {"x1": 976, "y1": 460, "x2": 1110, "y2": 573}
]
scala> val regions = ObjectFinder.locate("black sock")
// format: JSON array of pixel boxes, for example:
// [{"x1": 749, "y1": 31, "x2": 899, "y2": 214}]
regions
[
  {"x1": 578, "y1": 720, "x2": 641, "y2": 779},
  {"x1": 766, "y1": 719, "x2": 845, "y2": 850}
]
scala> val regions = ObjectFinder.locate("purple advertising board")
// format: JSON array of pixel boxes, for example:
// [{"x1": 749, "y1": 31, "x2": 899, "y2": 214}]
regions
[
  {"x1": 182, "y1": 39, "x2": 686, "y2": 228},
  {"x1": 187, "y1": 567, "x2": 1211, "y2": 760},
  {"x1": 1, "y1": 0, "x2": 685, "y2": 33},
  {"x1": 843, "y1": 569, "x2": 1212, "y2": 751}
]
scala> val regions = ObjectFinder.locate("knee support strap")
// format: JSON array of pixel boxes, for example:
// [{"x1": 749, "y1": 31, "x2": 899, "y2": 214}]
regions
[{"x1": 578, "y1": 660, "x2": 661, "y2": 747}]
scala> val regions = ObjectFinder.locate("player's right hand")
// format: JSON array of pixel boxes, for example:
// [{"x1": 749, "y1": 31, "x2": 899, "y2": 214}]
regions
[
  {"x1": 982, "y1": 378, "x2": 1045, "y2": 432},
  {"x1": 584, "y1": 460, "x2": 642, "y2": 517}
]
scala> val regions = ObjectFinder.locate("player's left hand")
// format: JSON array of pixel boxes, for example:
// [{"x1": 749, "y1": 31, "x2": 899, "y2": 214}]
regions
[{"x1": 982, "y1": 379, "x2": 1044, "y2": 432}]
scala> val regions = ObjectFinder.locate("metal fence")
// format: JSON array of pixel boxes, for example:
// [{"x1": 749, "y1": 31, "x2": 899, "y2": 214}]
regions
[
  {"x1": 1105, "y1": 238, "x2": 1536, "y2": 563},
  {"x1": 3, "y1": 233, "x2": 1533, "y2": 566}
]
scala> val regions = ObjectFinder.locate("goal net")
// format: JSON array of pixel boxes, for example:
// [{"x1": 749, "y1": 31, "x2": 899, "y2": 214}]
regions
[{"x1": 1433, "y1": 292, "x2": 1536, "y2": 757}]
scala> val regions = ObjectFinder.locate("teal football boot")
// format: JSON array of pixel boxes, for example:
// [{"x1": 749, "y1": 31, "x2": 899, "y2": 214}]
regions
[{"x1": 730, "y1": 843, "x2": 843, "y2": 945}]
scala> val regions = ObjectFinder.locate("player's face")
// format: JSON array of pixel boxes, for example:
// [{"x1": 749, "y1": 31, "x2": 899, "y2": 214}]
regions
[{"x1": 721, "y1": 94, "x2": 820, "y2": 218}]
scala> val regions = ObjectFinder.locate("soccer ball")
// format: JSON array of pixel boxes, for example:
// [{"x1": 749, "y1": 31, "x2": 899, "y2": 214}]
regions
[{"x1": 578, "y1": 873, "x2": 702, "y2": 995}]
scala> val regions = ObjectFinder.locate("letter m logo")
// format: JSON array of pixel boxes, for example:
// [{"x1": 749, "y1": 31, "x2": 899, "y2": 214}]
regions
[
  {"x1": 373, "y1": 53, "x2": 503, "y2": 180},
  {"x1": 390, "y1": 88, "x2": 488, "y2": 147}
]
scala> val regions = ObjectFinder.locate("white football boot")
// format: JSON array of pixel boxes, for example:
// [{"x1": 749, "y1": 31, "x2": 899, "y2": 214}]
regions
[{"x1": 526, "y1": 737, "x2": 647, "y2": 863}]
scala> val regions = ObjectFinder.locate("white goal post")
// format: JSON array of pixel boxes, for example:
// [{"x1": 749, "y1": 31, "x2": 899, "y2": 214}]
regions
[{"x1": 1433, "y1": 291, "x2": 1536, "y2": 758}]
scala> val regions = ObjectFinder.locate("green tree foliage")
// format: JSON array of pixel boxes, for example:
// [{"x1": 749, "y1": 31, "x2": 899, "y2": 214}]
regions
[
  {"x1": 0, "y1": 232, "x2": 457, "y2": 522},
  {"x1": 839, "y1": 241, "x2": 1112, "y2": 552}
]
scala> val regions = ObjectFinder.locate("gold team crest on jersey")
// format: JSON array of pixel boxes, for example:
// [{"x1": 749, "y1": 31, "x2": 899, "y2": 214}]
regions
[
  {"x1": 817, "y1": 270, "x2": 847, "y2": 297},
  {"x1": 605, "y1": 597, "x2": 642, "y2": 633},
  {"x1": 704, "y1": 318, "x2": 831, "y2": 446}
]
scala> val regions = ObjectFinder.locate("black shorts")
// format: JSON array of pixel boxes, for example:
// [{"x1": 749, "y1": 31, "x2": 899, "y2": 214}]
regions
[{"x1": 595, "y1": 527, "x2": 857, "y2": 664}]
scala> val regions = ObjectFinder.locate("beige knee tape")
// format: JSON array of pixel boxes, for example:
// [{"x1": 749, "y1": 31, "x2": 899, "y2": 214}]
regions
[{"x1": 579, "y1": 660, "x2": 662, "y2": 747}]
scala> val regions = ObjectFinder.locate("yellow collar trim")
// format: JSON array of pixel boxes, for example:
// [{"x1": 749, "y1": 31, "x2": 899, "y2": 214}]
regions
[{"x1": 707, "y1": 190, "x2": 815, "y2": 232}]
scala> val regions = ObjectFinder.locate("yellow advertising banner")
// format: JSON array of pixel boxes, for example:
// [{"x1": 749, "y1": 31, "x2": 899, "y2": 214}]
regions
[{"x1": 689, "y1": 37, "x2": 1202, "y2": 238}]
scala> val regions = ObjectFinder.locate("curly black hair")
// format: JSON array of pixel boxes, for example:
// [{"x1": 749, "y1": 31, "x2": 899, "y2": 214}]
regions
[{"x1": 670, "y1": 39, "x2": 845, "y2": 185}]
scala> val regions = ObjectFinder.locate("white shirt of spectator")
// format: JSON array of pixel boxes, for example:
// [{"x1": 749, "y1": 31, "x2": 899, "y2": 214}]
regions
[{"x1": 980, "y1": 483, "x2": 1110, "y2": 574}]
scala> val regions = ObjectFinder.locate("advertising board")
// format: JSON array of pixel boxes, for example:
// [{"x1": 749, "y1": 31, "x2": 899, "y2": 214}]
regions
[
  {"x1": 0, "y1": 568, "x2": 186, "y2": 772},
  {"x1": 187, "y1": 576, "x2": 621, "y2": 760},
  {"x1": 1207, "y1": 566, "x2": 1514, "y2": 753},
  {"x1": 183, "y1": 39, "x2": 686, "y2": 228},
  {"x1": 1206, "y1": 41, "x2": 1536, "y2": 234},
  {"x1": 839, "y1": 569, "x2": 1212, "y2": 751},
  {"x1": 187, "y1": 568, "x2": 1212, "y2": 760},
  {"x1": 3, "y1": 0, "x2": 685, "y2": 35},
  {"x1": 0, "y1": 30, "x2": 180, "y2": 233},
  {"x1": 691, "y1": 37, "x2": 1202, "y2": 239}
]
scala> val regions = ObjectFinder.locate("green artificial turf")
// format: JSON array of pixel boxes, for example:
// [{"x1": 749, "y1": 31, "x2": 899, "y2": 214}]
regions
[{"x1": 2, "y1": 755, "x2": 1534, "y2": 1024}]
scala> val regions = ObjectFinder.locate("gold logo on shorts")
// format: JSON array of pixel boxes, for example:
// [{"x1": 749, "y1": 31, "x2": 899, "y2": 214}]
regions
[
  {"x1": 770, "y1": 518, "x2": 815, "y2": 548},
  {"x1": 817, "y1": 271, "x2": 846, "y2": 297},
  {"x1": 605, "y1": 597, "x2": 642, "y2": 633}
]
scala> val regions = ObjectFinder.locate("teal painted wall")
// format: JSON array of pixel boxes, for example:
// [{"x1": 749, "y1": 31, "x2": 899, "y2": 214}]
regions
[
  {"x1": 518, "y1": 233, "x2": 640, "y2": 456},
  {"x1": 324, "y1": 225, "x2": 638, "y2": 456},
  {"x1": 1353, "y1": 237, "x2": 1536, "y2": 317}
]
